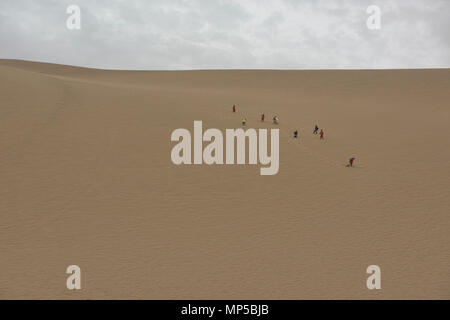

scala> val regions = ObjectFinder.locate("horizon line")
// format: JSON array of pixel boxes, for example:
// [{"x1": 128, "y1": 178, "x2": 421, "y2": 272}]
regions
[{"x1": 1, "y1": 58, "x2": 450, "y2": 72}]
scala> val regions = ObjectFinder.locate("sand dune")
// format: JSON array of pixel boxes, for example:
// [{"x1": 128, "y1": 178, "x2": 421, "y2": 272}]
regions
[{"x1": 0, "y1": 59, "x2": 449, "y2": 299}]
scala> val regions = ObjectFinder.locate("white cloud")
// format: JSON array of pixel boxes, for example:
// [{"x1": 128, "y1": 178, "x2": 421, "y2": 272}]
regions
[{"x1": 0, "y1": 0, "x2": 448, "y2": 69}]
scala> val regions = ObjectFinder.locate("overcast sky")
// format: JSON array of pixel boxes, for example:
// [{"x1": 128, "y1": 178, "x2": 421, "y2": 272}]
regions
[{"x1": 0, "y1": 0, "x2": 449, "y2": 70}]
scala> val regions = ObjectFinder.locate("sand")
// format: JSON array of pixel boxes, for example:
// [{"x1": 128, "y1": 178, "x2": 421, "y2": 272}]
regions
[{"x1": 0, "y1": 59, "x2": 449, "y2": 299}]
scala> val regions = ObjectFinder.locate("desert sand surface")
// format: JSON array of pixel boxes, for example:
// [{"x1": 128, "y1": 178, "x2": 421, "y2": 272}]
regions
[{"x1": 0, "y1": 59, "x2": 449, "y2": 299}]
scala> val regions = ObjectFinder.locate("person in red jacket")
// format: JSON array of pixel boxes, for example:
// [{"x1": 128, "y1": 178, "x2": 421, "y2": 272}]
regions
[
  {"x1": 232, "y1": 105, "x2": 236, "y2": 113},
  {"x1": 319, "y1": 129, "x2": 324, "y2": 139},
  {"x1": 261, "y1": 113, "x2": 265, "y2": 122}
]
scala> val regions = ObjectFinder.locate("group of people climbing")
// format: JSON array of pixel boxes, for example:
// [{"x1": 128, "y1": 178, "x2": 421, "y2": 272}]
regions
[
  {"x1": 235, "y1": 107, "x2": 279, "y2": 126},
  {"x1": 260, "y1": 113, "x2": 278, "y2": 124},
  {"x1": 293, "y1": 125, "x2": 324, "y2": 142},
  {"x1": 232, "y1": 104, "x2": 355, "y2": 167}
]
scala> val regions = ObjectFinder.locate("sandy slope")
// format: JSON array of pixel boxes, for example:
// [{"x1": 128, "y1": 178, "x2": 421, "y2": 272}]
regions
[{"x1": 0, "y1": 59, "x2": 449, "y2": 299}]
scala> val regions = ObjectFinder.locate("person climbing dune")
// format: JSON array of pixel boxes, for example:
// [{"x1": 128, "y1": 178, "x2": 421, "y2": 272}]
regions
[
  {"x1": 232, "y1": 105, "x2": 236, "y2": 113},
  {"x1": 313, "y1": 125, "x2": 319, "y2": 134},
  {"x1": 348, "y1": 157, "x2": 355, "y2": 167},
  {"x1": 261, "y1": 113, "x2": 265, "y2": 122},
  {"x1": 242, "y1": 118, "x2": 247, "y2": 126},
  {"x1": 273, "y1": 116, "x2": 279, "y2": 125},
  {"x1": 294, "y1": 130, "x2": 298, "y2": 138},
  {"x1": 319, "y1": 129, "x2": 324, "y2": 139}
]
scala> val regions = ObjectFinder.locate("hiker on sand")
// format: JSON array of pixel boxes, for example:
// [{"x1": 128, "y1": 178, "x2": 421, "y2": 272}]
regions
[
  {"x1": 313, "y1": 125, "x2": 319, "y2": 134},
  {"x1": 242, "y1": 118, "x2": 247, "y2": 126},
  {"x1": 232, "y1": 105, "x2": 236, "y2": 113},
  {"x1": 319, "y1": 129, "x2": 324, "y2": 139},
  {"x1": 348, "y1": 157, "x2": 355, "y2": 167},
  {"x1": 294, "y1": 130, "x2": 298, "y2": 138},
  {"x1": 273, "y1": 116, "x2": 279, "y2": 124},
  {"x1": 261, "y1": 113, "x2": 265, "y2": 122}
]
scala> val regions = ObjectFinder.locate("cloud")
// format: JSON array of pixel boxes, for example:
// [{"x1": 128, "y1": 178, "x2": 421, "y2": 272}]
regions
[{"x1": 0, "y1": 0, "x2": 448, "y2": 69}]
